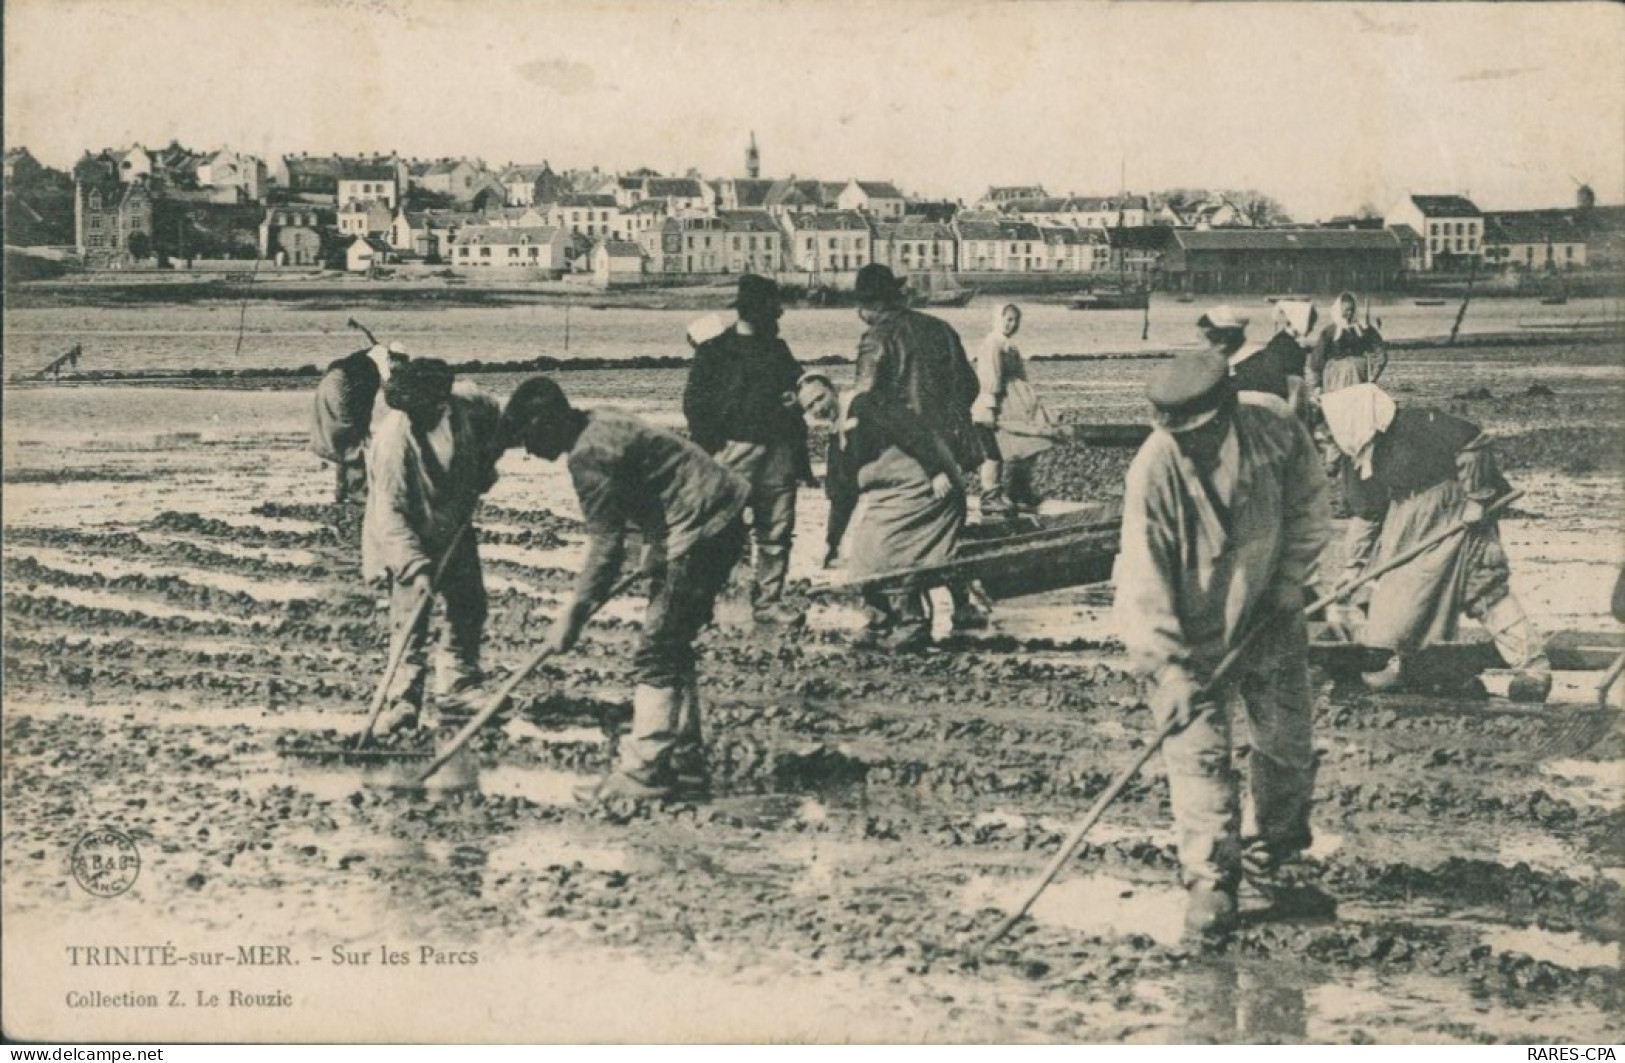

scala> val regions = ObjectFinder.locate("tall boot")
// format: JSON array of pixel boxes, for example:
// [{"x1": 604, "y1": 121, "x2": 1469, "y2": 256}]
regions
[
  {"x1": 598, "y1": 684, "x2": 682, "y2": 798},
  {"x1": 979, "y1": 460, "x2": 1014, "y2": 520},
  {"x1": 1484, "y1": 594, "x2": 1552, "y2": 703},
  {"x1": 670, "y1": 676, "x2": 709, "y2": 794},
  {"x1": 751, "y1": 545, "x2": 802, "y2": 625},
  {"x1": 1005, "y1": 459, "x2": 1042, "y2": 512}
]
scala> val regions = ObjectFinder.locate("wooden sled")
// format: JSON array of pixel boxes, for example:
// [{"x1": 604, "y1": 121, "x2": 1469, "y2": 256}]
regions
[{"x1": 821, "y1": 504, "x2": 1122, "y2": 602}]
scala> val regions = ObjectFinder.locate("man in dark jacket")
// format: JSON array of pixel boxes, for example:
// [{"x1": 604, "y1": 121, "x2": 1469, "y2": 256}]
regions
[
  {"x1": 850, "y1": 263, "x2": 989, "y2": 635},
  {"x1": 682, "y1": 275, "x2": 812, "y2": 625},
  {"x1": 853, "y1": 264, "x2": 982, "y2": 474}
]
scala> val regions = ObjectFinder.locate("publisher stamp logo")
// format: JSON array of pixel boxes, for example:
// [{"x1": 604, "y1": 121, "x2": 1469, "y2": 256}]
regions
[{"x1": 72, "y1": 828, "x2": 141, "y2": 898}]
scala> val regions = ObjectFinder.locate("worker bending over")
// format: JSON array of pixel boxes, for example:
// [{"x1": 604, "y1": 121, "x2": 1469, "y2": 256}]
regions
[
  {"x1": 1114, "y1": 352, "x2": 1331, "y2": 948},
  {"x1": 363, "y1": 358, "x2": 503, "y2": 734},
  {"x1": 501, "y1": 376, "x2": 749, "y2": 800},
  {"x1": 1320, "y1": 383, "x2": 1550, "y2": 702}
]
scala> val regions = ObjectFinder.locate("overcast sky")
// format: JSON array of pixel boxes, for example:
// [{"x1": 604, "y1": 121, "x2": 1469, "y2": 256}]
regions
[{"x1": 6, "y1": 0, "x2": 1622, "y2": 220}]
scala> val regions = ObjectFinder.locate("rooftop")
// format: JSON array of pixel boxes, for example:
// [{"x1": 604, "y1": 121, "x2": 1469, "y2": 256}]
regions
[
  {"x1": 1408, "y1": 194, "x2": 1482, "y2": 218},
  {"x1": 1173, "y1": 229, "x2": 1401, "y2": 252}
]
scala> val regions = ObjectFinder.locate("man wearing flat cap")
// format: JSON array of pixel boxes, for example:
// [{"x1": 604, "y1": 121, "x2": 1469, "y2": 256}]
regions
[
  {"x1": 363, "y1": 357, "x2": 505, "y2": 734},
  {"x1": 1112, "y1": 350, "x2": 1330, "y2": 948},
  {"x1": 501, "y1": 376, "x2": 749, "y2": 800},
  {"x1": 682, "y1": 274, "x2": 812, "y2": 625}
]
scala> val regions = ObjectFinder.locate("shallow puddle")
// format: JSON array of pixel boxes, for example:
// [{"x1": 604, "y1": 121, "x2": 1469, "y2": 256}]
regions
[
  {"x1": 1481, "y1": 926, "x2": 1621, "y2": 969},
  {"x1": 1537, "y1": 759, "x2": 1624, "y2": 810},
  {"x1": 962, "y1": 872, "x2": 1186, "y2": 947}
]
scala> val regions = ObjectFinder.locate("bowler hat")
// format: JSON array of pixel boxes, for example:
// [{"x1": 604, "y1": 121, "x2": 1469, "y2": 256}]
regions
[
  {"x1": 728, "y1": 274, "x2": 781, "y2": 312},
  {"x1": 1147, "y1": 351, "x2": 1232, "y2": 433},
  {"x1": 853, "y1": 263, "x2": 906, "y2": 307}
]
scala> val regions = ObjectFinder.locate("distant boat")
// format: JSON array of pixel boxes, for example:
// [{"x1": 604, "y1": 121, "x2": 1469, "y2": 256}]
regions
[
  {"x1": 1069, "y1": 287, "x2": 1148, "y2": 311},
  {"x1": 1175, "y1": 294, "x2": 1195, "y2": 304},
  {"x1": 1263, "y1": 294, "x2": 1309, "y2": 305},
  {"x1": 805, "y1": 284, "x2": 855, "y2": 308},
  {"x1": 1539, "y1": 295, "x2": 1568, "y2": 306},
  {"x1": 908, "y1": 269, "x2": 977, "y2": 308},
  {"x1": 1414, "y1": 298, "x2": 1447, "y2": 306}
]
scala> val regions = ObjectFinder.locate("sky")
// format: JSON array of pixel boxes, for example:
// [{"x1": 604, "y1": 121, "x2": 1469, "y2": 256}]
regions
[{"x1": 6, "y1": 0, "x2": 1623, "y2": 221}]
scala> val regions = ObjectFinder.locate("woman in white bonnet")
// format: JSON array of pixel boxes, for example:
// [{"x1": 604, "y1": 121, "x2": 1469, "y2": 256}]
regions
[{"x1": 1308, "y1": 292, "x2": 1387, "y2": 396}]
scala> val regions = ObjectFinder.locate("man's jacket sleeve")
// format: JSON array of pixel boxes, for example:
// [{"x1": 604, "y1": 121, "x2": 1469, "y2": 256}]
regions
[
  {"x1": 366, "y1": 421, "x2": 430, "y2": 582},
  {"x1": 1113, "y1": 447, "x2": 1190, "y2": 679},
  {"x1": 682, "y1": 343, "x2": 729, "y2": 452},
  {"x1": 569, "y1": 453, "x2": 630, "y2": 605}
]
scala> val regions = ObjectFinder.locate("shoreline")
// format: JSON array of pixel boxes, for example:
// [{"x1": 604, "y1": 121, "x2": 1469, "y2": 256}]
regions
[
  {"x1": 9, "y1": 270, "x2": 1624, "y2": 311},
  {"x1": 5, "y1": 327, "x2": 1620, "y2": 390}
]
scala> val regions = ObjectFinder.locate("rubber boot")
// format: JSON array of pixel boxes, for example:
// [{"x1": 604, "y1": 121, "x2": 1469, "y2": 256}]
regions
[
  {"x1": 670, "y1": 676, "x2": 709, "y2": 796},
  {"x1": 1183, "y1": 881, "x2": 1239, "y2": 952},
  {"x1": 1362, "y1": 652, "x2": 1408, "y2": 692},
  {"x1": 979, "y1": 461, "x2": 1016, "y2": 521},
  {"x1": 594, "y1": 684, "x2": 682, "y2": 799},
  {"x1": 1004, "y1": 460, "x2": 1042, "y2": 512},
  {"x1": 751, "y1": 545, "x2": 802, "y2": 625},
  {"x1": 948, "y1": 582, "x2": 991, "y2": 632},
  {"x1": 1485, "y1": 595, "x2": 1553, "y2": 703}
]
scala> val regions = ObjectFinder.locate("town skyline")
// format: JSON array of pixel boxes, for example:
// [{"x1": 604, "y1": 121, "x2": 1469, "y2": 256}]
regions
[{"x1": 6, "y1": 0, "x2": 1623, "y2": 223}]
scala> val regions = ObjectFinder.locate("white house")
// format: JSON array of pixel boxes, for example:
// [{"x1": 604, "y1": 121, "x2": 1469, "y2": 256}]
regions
[
  {"x1": 1385, "y1": 194, "x2": 1483, "y2": 271},
  {"x1": 338, "y1": 199, "x2": 394, "y2": 238},
  {"x1": 872, "y1": 221, "x2": 957, "y2": 274},
  {"x1": 451, "y1": 225, "x2": 570, "y2": 271},
  {"x1": 195, "y1": 149, "x2": 266, "y2": 203},
  {"x1": 1040, "y1": 226, "x2": 1107, "y2": 271},
  {"x1": 112, "y1": 144, "x2": 152, "y2": 184},
  {"x1": 1482, "y1": 211, "x2": 1587, "y2": 272},
  {"x1": 591, "y1": 239, "x2": 646, "y2": 288},
  {"x1": 346, "y1": 236, "x2": 392, "y2": 273},
  {"x1": 784, "y1": 210, "x2": 872, "y2": 275},
  {"x1": 614, "y1": 198, "x2": 668, "y2": 242},
  {"x1": 836, "y1": 180, "x2": 907, "y2": 221},
  {"x1": 336, "y1": 161, "x2": 398, "y2": 210},
  {"x1": 718, "y1": 212, "x2": 785, "y2": 274},
  {"x1": 1007, "y1": 195, "x2": 1150, "y2": 230},
  {"x1": 498, "y1": 165, "x2": 551, "y2": 207},
  {"x1": 954, "y1": 214, "x2": 1044, "y2": 271},
  {"x1": 642, "y1": 177, "x2": 712, "y2": 215},
  {"x1": 545, "y1": 195, "x2": 621, "y2": 240}
]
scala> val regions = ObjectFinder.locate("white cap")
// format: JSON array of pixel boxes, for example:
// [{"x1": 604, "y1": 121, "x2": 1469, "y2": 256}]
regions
[
  {"x1": 686, "y1": 313, "x2": 732, "y2": 347},
  {"x1": 386, "y1": 340, "x2": 409, "y2": 356},
  {"x1": 1197, "y1": 305, "x2": 1250, "y2": 331}
]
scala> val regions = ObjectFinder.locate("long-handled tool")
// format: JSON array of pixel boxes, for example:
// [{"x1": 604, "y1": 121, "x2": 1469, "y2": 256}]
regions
[
  {"x1": 1596, "y1": 649, "x2": 1625, "y2": 709},
  {"x1": 411, "y1": 568, "x2": 646, "y2": 786},
  {"x1": 976, "y1": 489, "x2": 1524, "y2": 953},
  {"x1": 346, "y1": 317, "x2": 379, "y2": 347},
  {"x1": 356, "y1": 521, "x2": 472, "y2": 747},
  {"x1": 995, "y1": 422, "x2": 1153, "y2": 448}
]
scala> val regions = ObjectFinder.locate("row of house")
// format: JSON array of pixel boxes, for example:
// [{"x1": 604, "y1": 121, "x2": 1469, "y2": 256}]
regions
[{"x1": 1382, "y1": 189, "x2": 1625, "y2": 273}]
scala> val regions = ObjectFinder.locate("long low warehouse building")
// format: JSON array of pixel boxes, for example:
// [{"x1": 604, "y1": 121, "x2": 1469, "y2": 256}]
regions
[{"x1": 1161, "y1": 228, "x2": 1405, "y2": 294}]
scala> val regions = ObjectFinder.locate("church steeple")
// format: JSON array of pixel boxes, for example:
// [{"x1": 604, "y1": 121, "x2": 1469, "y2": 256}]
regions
[{"x1": 746, "y1": 131, "x2": 760, "y2": 179}]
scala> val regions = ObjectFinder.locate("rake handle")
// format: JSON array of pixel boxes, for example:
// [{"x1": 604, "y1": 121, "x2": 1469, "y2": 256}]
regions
[
  {"x1": 347, "y1": 317, "x2": 378, "y2": 347},
  {"x1": 1597, "y1": 649, "x2": 1625, "y2": 709},
  {"x1": 414, "y1": 568, "x2": 645, "y2": 785},
  {"x1": 358, "y1": 521, "x2": 472, "y2": 745}
]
